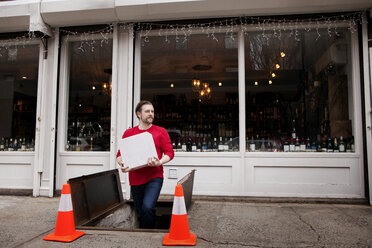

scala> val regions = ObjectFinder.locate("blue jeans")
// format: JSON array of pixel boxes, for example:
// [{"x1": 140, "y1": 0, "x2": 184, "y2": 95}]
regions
[{"x1": 131, "y1": 177, "x2": 163, "y2": 229}]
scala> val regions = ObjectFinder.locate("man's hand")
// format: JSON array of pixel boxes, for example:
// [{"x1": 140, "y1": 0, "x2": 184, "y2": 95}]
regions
[
  {"x1": 147, "y1": 156, "x2": 161, "y2": 167},
  {"x1": 117, "y1": 156, "x2": 130, "y2": 173}
]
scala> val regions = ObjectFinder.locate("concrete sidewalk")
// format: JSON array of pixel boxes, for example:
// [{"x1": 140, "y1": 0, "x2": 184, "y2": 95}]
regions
[{"x1": 1, "y1": 195, "x2": 372, "y2": 248}]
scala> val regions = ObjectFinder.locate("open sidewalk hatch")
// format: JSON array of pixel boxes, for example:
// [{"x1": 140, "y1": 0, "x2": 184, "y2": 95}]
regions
[{"x1": 68, "y1": 169, "x2": 195, "y2": 231}]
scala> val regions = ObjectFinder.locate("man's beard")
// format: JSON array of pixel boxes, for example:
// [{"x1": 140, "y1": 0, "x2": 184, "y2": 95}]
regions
[{"x1": 142, "y1": 116, "x2": 153, "y2": 124}]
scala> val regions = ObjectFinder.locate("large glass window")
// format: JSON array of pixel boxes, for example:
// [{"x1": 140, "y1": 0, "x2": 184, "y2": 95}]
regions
[
  {"x1": 0, "y1": 44, "x2": 39, "y2": 151},
  {"x1": 245, "y1": 28, "x2": 354, "y2": 152},
  {"x1": 65, "y1": 39, "x2": 112, "y2": 151},
  {"x1": 141, "y1": 33, "x2": 239, "y2": 152}
]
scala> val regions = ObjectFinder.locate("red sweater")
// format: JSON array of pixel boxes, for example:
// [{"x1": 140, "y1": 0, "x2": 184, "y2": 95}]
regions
[{"x1": 117, "y1": 125, "x2": 174, "y2": 186}]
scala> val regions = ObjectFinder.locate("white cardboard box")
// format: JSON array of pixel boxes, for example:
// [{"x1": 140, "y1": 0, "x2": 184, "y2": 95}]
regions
[{"x1": 118, "y1": 132, "x2": 158, "y2": 171}]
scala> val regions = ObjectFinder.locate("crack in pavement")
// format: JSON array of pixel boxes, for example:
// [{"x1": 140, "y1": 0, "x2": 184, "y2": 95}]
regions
[
  {"x1": 198, "y1": 235, "x2": 265, "y2": 247},
  {"x1": 332, "y1": 205, "x2": 372, "y2": 230},
  {"x1": 13, "y1": 227, "x2": 55, "y2": 248},
  {"x1": 290, "y1": 207, "x2": 321, "y2": 243}
]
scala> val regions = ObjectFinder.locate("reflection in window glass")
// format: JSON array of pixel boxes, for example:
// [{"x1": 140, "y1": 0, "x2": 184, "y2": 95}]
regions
[
  {"x1": 66, "y1": 40, "x2": 112, "y2": 151},
  {"x1": 141, "y1": 33, "x2": 239, "y2": 152},
  {"x1": 245, "y1": 28, "x2": 354, "y2": 152},
  {"x1": 0, "y1": 45, "x2": 39, "y2": 151}
]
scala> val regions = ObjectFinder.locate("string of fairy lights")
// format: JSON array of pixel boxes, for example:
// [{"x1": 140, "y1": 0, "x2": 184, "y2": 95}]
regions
[
  {"x1": 0, "y1": 11, "x2": 367, "y2": 55},
  {"x1": 130, "y1": 11, "x2": 366, "y2": 44}
]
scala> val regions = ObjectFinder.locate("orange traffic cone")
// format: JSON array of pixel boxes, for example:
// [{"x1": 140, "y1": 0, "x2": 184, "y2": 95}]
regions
[
  {"x1": 43, "y1": 184, "x2": 85, "y2": 242},
  {"x1": 163, "y1": 184, "x2": 196, "y2": 246}
]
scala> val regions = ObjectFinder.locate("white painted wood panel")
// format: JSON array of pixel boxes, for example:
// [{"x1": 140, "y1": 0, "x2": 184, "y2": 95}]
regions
[
  {"x1": 56, "y1": 152, "x2": 110, "y2": 189},
  {"x1": 163, "y1": 154, "x2": 241, "y2": 196},
  {"x1": 0, "y1": 153, "x2": 34, "y2": 189},
  {"x1": 254, "y1": 166, "x2": 350, "y2": 185},
  {"x1": 245, "y1": 155, "x2": 363, "y2": 198}
]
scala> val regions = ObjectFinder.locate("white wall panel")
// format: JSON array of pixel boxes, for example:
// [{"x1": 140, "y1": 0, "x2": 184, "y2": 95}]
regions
[
  {"x1": 162, "y1": 154, "x2": 241, "y2": 196},
  {"x1": 254, "y1": 166, "x2": 350, "y2": 185},
  {"x1": 245, "y1": 155, "x2": 363, "y2": 198},
  {"x1": 0, "y1": 153, "x2": 34, "y2": 189},
  {"x1": 56, "y1": 153, "x2": 110, "y2": 189}
]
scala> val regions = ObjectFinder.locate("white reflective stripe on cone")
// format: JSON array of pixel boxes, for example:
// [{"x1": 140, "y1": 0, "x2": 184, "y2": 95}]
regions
[
  {"x1": 172, "y1": 196, "x2": 187, "y2": 215},
  {"x1": 58, "y1": 194, "x2": 73, "y2": 212}
]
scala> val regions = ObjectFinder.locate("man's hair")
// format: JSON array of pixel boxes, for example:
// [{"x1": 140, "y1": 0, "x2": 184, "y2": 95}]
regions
[{"x1": 135, "y1": 100, "x2": 153, "y2": 119}]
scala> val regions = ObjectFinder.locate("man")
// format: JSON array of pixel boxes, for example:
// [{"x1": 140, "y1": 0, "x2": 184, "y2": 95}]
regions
[{"x1": 116, "y1": 100, "x2": 174, "y2": 228}]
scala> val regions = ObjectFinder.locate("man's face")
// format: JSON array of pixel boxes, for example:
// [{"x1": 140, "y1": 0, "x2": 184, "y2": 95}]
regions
[{"x1": 137, "y1": 104, "x2": 154, "y2": 125}]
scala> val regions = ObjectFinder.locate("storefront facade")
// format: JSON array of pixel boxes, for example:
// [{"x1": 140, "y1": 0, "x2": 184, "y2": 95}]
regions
[{"x1": 0, "y1": 0, "x2": 371, "y2": 203}]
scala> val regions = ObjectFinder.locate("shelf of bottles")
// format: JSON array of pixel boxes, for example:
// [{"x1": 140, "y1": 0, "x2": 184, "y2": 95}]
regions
[
  {"x1": 65, "y1": 106, "x2": 111, "y2": 152},
  {"x1": 0, "y1": 137, "x2": 35, "y2": 152},
  {"x1": 246, "y1": 113, "x2": 354, "y2": 153},
  {"x1": 154, "y1": 94, "x2": 239, "y2": 152},
  {"x1": 245, "y1": 135, "x2": 354, "y2": 153},
  {"x1": 0, "y1": 98, "x2": 37, "y2": 152}
]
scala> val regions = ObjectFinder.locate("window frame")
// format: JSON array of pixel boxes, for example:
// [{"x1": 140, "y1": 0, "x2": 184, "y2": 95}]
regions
[
  {"x1": 0, "y1": 39, "x2": 43, "y2": 154},
  {"x1": 58, "y1": 33, "x2": 114, "y2": 154},
  {"x1": 134, "y1": 21, "x2": 363, "y2": 156}
]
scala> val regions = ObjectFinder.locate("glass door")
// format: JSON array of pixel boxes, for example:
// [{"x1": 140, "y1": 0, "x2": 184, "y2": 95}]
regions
[{"x1": 56, "y1": 34, "x2": 113, "y2": 190}]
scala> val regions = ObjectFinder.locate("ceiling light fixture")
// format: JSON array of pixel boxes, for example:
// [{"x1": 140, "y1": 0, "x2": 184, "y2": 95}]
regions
[{"x1": 192, "y1": 79, "x2": 211, "y2": 100}]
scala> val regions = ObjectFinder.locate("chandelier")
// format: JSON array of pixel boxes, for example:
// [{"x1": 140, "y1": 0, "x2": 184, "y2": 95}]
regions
[
  {"x1": 192, "y1": 79, "x2": 211, "y2": 100},
  {"x1": 191, "y1": 50, "x2": 212, "y2": 100}
]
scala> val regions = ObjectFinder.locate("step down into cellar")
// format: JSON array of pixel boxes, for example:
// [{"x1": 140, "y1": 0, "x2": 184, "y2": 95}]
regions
[{"x1": 68, "y1": 169, "x2": 195, "y2": 232}]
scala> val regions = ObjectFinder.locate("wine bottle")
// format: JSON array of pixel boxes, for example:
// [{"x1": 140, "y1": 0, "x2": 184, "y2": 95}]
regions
[
  {"x1": 321, "y1": 137, "x2": 327, "y2": 152},
  {"x1": 333, "y1": 137, "x2": 339, "y2": 153},
  {"x1": 4, "y1": 138, "x2": 9, "y2": 151},
  {"x1": 66, "y1": 140, "x2": 70, "y2": 151},
  {"x1": 289, "y1": 138, "x2": 296, "y2": 152},
  {"x1": 0, "y1": 137, "x2": 4, "y2": 151},
  {"x1": 295, "y1": 137, "x2": 300, "y2": 152},
  {"x1": 8, "y1": 138, "x2": 14, "y2": 151},
  {"x1": 300, "y1": 138, "x2": 306, "y2": 152},
  {"x1": 218, "y1": 137, "x2": 224, "y2": 152},
  {"x1": 346, "y1": 138, "x2": 352, "y2": 152},
  {"x1": 31, "y1": 138, "x2": 35, "y2": 151},
  {"x1": 186, "y1": 137, "x2": 192, "y2": 152},
  {"x1": 260, "y1": 138, "x2": 266, "y2": 152},
  {"x1": 249, "y1": 136, "x2": 255, "y2": 152},
  {"x1": 196, "y1": 138, "x2": 201, "y2": 152},
  {"x1": 291, "y1": 120, "x2": 296, "y2": 139},
  {"x1": 21, "y1": 138, "x2": 26, "y2": 151},
  {"x1": 181, "y1": 137, "x2": 187, "y2": 152},
  {"x1": 75, "y1": 138, "x2": 81, "y2": 151},
  {"x1": 207, "y1": 137, "x2": 212, "y2": 152},
  {"x1": 172, "y1": 138, "x2": 176, "y2": 150},
  {"x1": 191, "y1": 138, "x2": 197, "y2": 152},
  {"x1": 327, "y1": 137, "x2": 333, "y2": 152},
  {"x1": 311, "y1": 138, "x2": 317, "y2": 152},
  {"x1": 339, "y1": 136, "x2": 345, "y2": 152},
  {"x1": 283, "y1": 138, "x2": 290, "y2": 152},
  {"x1": 177, "y1": 137, "x2": 182, "y2": 152},
  {"x1": 272, "y1": 139, "x2": 278, "y2": 152},
  {"x1": 213, "y1": 137, "x2": 218, "y2": 152},
  {"x1": 305, "y1": 137, "x2": 311, "y2": 152}
]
